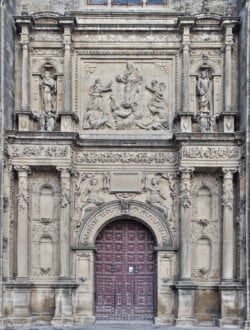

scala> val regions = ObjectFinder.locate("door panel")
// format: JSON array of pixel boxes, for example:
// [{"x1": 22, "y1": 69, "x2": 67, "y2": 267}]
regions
[{"x1": 95, "y1": 219, "x2": 156, "y2": 320}]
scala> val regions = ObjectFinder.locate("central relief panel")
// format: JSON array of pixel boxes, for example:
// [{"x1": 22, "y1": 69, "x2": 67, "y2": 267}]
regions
[{"x1": 76, "y1": 56, "x2": 177, "y2": 132}]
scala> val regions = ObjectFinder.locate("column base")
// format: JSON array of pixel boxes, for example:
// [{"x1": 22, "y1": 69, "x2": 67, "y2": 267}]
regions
[
  {"x1": 73, "y1": 316, "x2": 96, "y2": 325},
  {"x1": 51, "y1": 316, "x2": 74, "y2": 325},
  {"x1": 155, "y1": 316, "x2": 174, "y2": 325},
  {"x1": 9, "y1": 316, "x2": 34, "y2": 326},
  {"x1": 219, "y1": 282, "x2": 243, "y2": 328},
  {"x1": 244, "y1": 320, "x2": 250, "y2": 329},
  {"x1": 175, "y1": 318, "x2": 196, "y2": 326},
  {"x1": 175, "y1": 281, "x2": 197, "y2": 326},
  {"x1": 218, "y1": 318, "x2": 242, "y2": 328}
]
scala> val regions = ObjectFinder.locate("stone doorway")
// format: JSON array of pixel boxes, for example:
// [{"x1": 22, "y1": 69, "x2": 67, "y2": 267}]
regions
[{"x1": 95, "y1": 219, "x2": 156, "y2": 321}]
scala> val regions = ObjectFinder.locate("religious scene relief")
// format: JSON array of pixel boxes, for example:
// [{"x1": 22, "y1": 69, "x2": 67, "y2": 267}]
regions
[{"x1": 81, "y1": 61, "x2": 171, "y2": 131}]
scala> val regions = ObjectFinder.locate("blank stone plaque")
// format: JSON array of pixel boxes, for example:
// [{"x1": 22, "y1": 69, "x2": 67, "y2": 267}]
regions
[{"x1": 110, "y1": 172, "x2": 141, "y2": 193}]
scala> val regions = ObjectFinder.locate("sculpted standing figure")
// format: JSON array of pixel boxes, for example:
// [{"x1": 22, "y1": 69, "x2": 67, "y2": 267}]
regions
[
  {"x1": 197, "y1": 69, "x2": 210, "y2": 114},
  {"x1": 116, "y1": 61, "x2": 143, "y2": 107},
  {"x1": 39, "y1": 70, "x2": 57, "y2": 131}
]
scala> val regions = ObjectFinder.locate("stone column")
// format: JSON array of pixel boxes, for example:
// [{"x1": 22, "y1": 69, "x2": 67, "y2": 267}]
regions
[
  {"x1": 13, "y1": 166, "x2": 32, "y2": 322},
  {"x1": 179, "y1": 167, "x2": 194, "y2": 280},
  {"x1": 221, "y1": 19, "x2": 238, "y2": 133},
  {"x1": 219, "y1": 168, "x2": 240, "y2": 327},
  {"x1": 178, "y1": 19, "x2": 195, "y2": 133},
  {"x1": 21, "y1": 38, "x2": 29, "y2": 113},
  {"x1": 15, "y1": 17, "x2": 33, "y2": 131},
  {"x1": 58, "y1": 18, "x2": 77, "y2": 132},
  {"x1": 176, "y1": 167, "x2": 196, "y2": 326},
  {"x1": 222, "y1": 168, "x2": 236, "y2": 281},
  {"x1": 57, "y1": 167, "x2": 71, "y2": 279},
  {"x1": 15, "y1": 166, "x2": 31, "y2": 279}
]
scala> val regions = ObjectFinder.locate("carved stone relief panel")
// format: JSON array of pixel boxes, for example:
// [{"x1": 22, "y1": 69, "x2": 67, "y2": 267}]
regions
[
  {"x1": 29, "y1": 172, "x2": 60, "y2": 278},
  {"x1": 77, "y1": 56, "x2": 177, "y2": 132},
  {"x1": 191, "y1": 175, "x2": 221, "y2": 281}
]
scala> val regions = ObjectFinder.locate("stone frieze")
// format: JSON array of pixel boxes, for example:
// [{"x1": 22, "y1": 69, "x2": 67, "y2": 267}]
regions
[
  {"x1": 11, "y1": 145, "x2": 70, "y2": 158},
  {"x1": 182, "y1": 146, "x2": 241, "y2": 160},
  {"x1": 75, "y1": 151, "x2": 178, "y2": 165}
]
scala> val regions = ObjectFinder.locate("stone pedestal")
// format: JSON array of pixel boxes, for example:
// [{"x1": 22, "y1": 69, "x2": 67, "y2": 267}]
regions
[
  {"x1": 12, "y1": 282, "x2": 32, "y2": 325},
  {"x1": 52, "y1": 283, "x2": 76, "y2": 325},
  {"x1": 219, "y1": 284, "x2": 240, "y2": 327},
  {"x1": 58, "y1": 112, "x2": 78, "y2": 132},
  {"x1": 175, "y1": 283, "x2": 196, "y2": 326}
]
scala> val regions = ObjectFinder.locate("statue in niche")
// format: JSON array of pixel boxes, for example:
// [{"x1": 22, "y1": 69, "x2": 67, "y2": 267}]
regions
[
  {"x1": 197, "y1": 69, "x2": 210, "y2": 114},
  {"x1": 139, "y1": 80, "x2": 169, "y2": 130},
  {"x1": 146, "y1": 176, "x2": 168, "y2": 219},
  {"x1": 80, "y1": 176, "x2": 104, "y2": 220},
  {"x1": 196, "y1": 68, "x2": 215, "y2": 133},
  {"x1": 83, "y1": 79, "x2": 115, "y2": 129},
  {"x1": 116, "y1": 61, "x2": 143, "y2": 108},
  {"x1": 39, "y1": 69, "x2": 57, "y2": 132}
]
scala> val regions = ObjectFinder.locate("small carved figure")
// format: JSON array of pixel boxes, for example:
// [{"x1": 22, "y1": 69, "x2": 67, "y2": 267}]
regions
[
  {"x1": 116, "y1": 61, "x2": 143, "y2": 107},
  {"x1": 81, "y1": 177, "x2": 104, "y2": 220},
  {"x1": 39, "y1": 110, "x2": 56, "y2": 132},
  {"x1": 179, "y1": 181, "x2": 191, "y2": 208},
  {"x1": 197, "y1": 69, "x2": 210, "y2": 114},
  {"x1": 146, "y1": 176, "x2": 168, "y2": 219}
]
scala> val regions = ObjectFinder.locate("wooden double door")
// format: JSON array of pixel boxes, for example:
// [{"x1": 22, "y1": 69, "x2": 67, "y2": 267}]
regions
[{"x1": 95, "y1": 219, "x2": 156, "y2": 320}]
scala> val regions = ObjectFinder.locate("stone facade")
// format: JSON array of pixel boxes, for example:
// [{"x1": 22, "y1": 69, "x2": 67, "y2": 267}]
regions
[{"x1": 0, "y1": 0, "x2": 249, "y2": 327}]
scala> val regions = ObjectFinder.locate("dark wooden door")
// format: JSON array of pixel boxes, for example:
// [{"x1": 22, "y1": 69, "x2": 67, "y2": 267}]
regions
[{"x1": 95, "y1": 219, "x2": 156, "y2": 320}]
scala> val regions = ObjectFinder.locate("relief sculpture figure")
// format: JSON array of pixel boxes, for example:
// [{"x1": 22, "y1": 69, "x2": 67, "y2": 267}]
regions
[
  {"x1": 80, "y1": 176, "x2": 104, "y2": 220},
  {"x1": 146, "y1": 176, "x2": 168, "y2": 219},
  {"x1": 39, "y1": 70, "x2": 57, "y2": 131},
  {"x1": 116, "y1": 61, "x2": 143, "y2": 108},
  {"x1": 83, "y1": 79, "x2": 114, "y2": 129},
  {"x1": 141, "y1": 80, "x2": 169, "y2": 130},
  {"x1": 110, "y1": 95, "x2": 141, "y2": 129}
]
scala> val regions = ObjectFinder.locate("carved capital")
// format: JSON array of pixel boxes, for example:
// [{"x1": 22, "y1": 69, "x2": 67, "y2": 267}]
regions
[
  {"x1": 56, "y1": 167, "x2": 72, "y2": 178},
  {"x1": 179, "y1": 167, "x2": 194, "y2": 180},
  {"x1": 222, "y1": 168, "x2": 237, "y2": 180},
  {"x1": 14, "y1": 165, "x2": 31, "y2": 176}
]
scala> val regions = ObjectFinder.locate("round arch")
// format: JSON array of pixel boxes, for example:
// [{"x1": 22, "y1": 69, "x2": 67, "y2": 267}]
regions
[{"x1": 78, "y1": 200, "x2": 173, "y2": 248}]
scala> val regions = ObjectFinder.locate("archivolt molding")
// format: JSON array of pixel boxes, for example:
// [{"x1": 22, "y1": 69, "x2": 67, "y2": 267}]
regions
[{"x1": 78, "y1": 200, "x2": 173, "y2": 248}]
